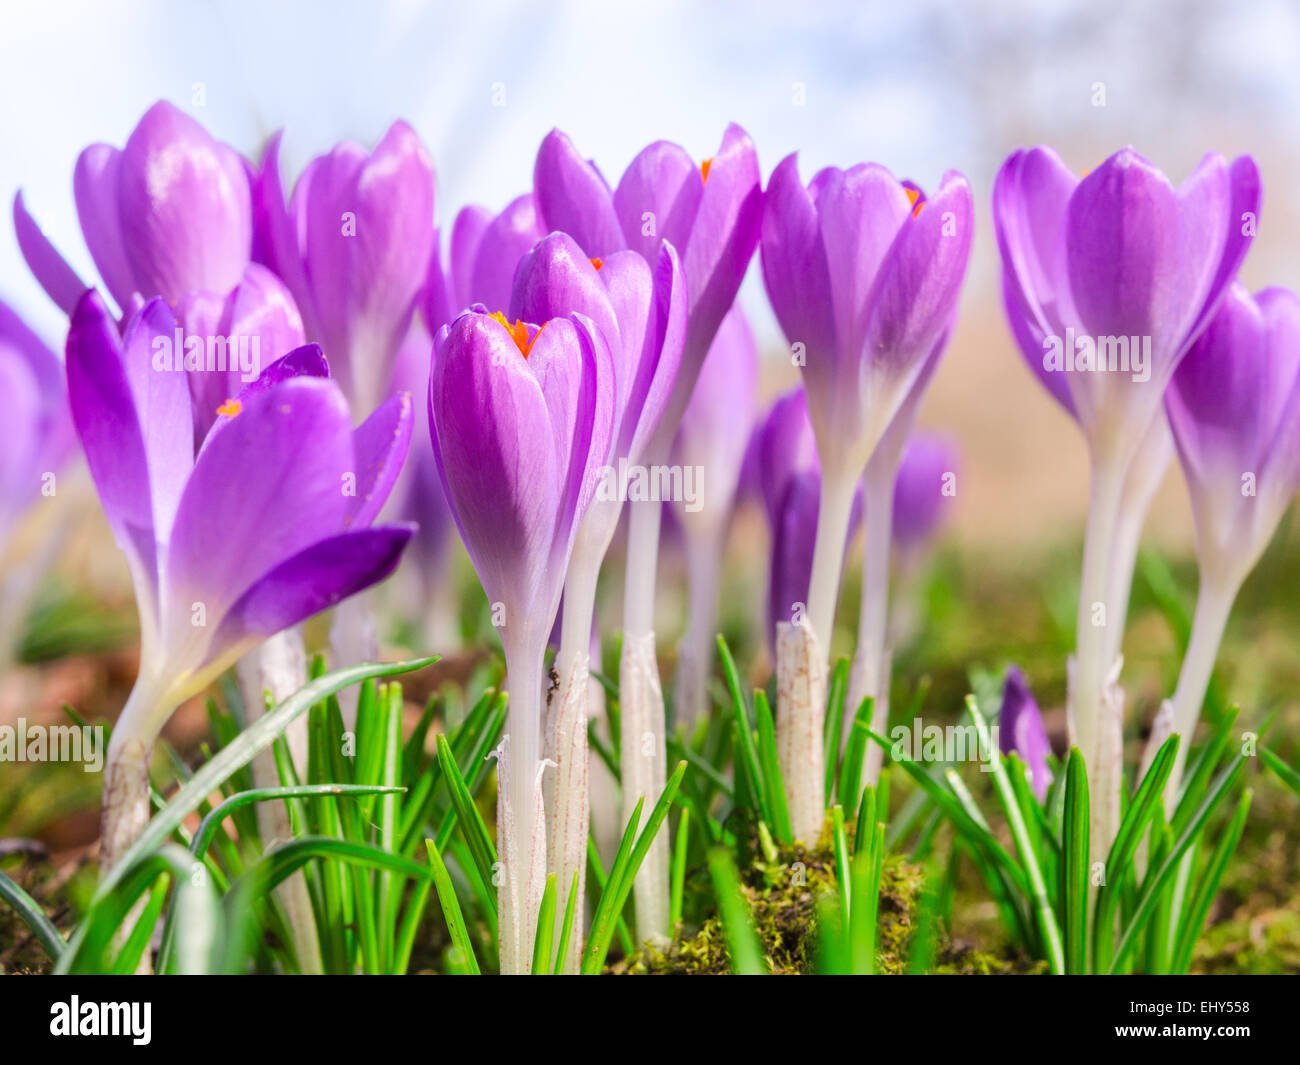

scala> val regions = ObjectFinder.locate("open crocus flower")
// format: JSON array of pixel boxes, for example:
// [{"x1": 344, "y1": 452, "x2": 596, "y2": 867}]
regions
[
  {"x1": 429, "y1": 307, "x2": 614, "y2": 974},
  {"x1": 255, "y1": 121, "x2": 435, "y2": 417},
  {"x1": 999, "y1": 666, "x2": 1054, "y2": 802},
  {"x1": 1148, "y1": 283, "x2": 1300, "y2": 800},
  {"x1": 669, "y1": 307, "x2": 758, "y2": 726},
  {"x1": 506, "y1": 231, "x2": 684, "y2": 958},
  {"x1": 762, "y1": 155, "x2": 973, "y2": 841},
  {"x1": 67, "y1": 292, "x2": 414, "y2": 872},
  {"x1": 994, "y1": 145, "x2": 1260, "y2": 854},
  {"x1": 16, "y1": 100, "x2": 252, "y2": 315},
  {"x1": 536, "y1": 125, "x2": 761, "y2": 927}
]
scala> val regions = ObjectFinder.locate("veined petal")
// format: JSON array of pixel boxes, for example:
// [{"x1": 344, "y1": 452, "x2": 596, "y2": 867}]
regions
[
  {"x1": 534, "y1": 129, "x2": 625, "y2": 259},
  {"x1": 613, "y1": 139, "x2": 702, "y2": 269},
  {"x1": 72, "y1": 144, "x2": 138, "y2": 311},
  {"x1": 469, "y1": 194, "x2": 544, "y2": 316},
  {"x1": 347, "y1": 390, "x2": 414, "y2": 528}
]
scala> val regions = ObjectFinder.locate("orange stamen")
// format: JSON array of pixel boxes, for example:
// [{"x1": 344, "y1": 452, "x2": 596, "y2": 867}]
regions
[
  {"x1": 489, "y1": 311, "x2": 539, "y2": 358},
  {"x1": 700, "y1": 157, "x2": 713, "y2": 185},
  {"x1": 905, "y1": 186, "x2": 924, "y2": 218},
  {"x1": 590, "y1": 257, "x2": 604, "y2": 271},
  {"x1": 216, "y1": 398, "x2": 242, "y2": 418}
]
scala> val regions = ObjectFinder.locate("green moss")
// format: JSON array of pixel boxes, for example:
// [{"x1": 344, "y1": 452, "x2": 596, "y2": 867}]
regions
[{"x1": 615, "y1": 838, "x2": 1039, "y2": 974}]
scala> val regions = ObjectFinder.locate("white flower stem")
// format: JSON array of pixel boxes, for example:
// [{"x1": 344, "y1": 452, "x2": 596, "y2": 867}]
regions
[
  {"x1": 673, "y1": 517, "x2": 725, "y2": 727},
  {"x1": 621, "y1": 496, "x2": 670, "y2": 944},
  {"x1": 236, "y1": 628, "x2": 321, "y2": 975},
  {"x1": 850, "y1": 461, "x2": 896, "y2": 786},
  {"x1": 1162, "y1": 574, "x2": 1239, "y2": 812},
  {"x1": 546, "y1": 560, "x2": 598, "y2": 973},
  {"x1": 1072, "y1": 458, "x2": 1127, "y2": 866},
  {"x1": 498, "y1": 639, "x2": 548, "y2": 975},
  {"x1": 776, "y1": 469, "x2": 856, "y2": 843}
]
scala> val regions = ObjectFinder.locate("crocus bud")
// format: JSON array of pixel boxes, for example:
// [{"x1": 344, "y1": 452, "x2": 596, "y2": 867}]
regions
[
  {"x1": 1167, "y1": 283, "x2": 1300, "y2": 587},
  {"x1": 999, "y1": 666, "x2": 1053, "y2": 802},
  {"x1": 256, "y1": 121, "x2": 435, "y2": 414},
  {"x1": 428, "y1": 308, "x2": 614, "y2": 973},
  {"x1": 994, "y1": 145, "x2": 1260, "y2": 468},
  {"x1": 762, "y1": 155, "x2": 973, "y2": 485},
  {"x1": 16, "y1": 101, "x2": 253, "y2": 316}
]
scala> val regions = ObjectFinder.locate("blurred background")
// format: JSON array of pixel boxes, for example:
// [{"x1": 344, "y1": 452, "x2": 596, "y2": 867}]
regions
[{"x1": 3, "y1": 0, "x2": 1298, "y2": 552}]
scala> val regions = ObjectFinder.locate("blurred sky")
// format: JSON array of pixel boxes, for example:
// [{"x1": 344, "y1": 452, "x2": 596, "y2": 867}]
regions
[{"x1": 4, "y1": 0, "x2": 1299, "y2": 543}]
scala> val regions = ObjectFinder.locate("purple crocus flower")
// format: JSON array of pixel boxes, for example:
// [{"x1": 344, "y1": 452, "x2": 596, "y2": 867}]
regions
[
  {"x1": 534, "y1": 126, "x2": 760, "y2": 935},
  {"x1": 428, "y1": 306, "x2": 614, "y2": 974},
  {"x1": 15, "y1": 101, "x2": 252, "y2": 315},
  {"x1": 1150, "y1": 283, "x2": 1300, "y2": 799},
  {"x1": 255, "y1": 121, "x2": 435, "y2": 415},
  {"x1": 669, "y1": 308, "x2": 758, "y2": 724},
  {"x1": 993, "y1": 146, "x2": 1260, "y2": 852},
  {"x1": 534, "y1": 125, "x2": 762, "y2": 447},
  {"x1": 761, "y1": 155, "x2": 973, "y2": 841},
  {"x1": 68, "y1": 292, "x2": 414, "y2": 871},
  {"x1": 0, "y1": 299, "x2": 75, "y2": 555},
  {"x1": 994, "y1": 146, "x2": 1259, "y2": 464},
  {"x1": 506, "y1": 231, "x2": 684, "y2": 954},
  {"x1": 892, "y1": 432, "x2": 960, "y2": 560},
  {"x1": 999, "y1": 666, "x2": 1054, "y2": 802}
]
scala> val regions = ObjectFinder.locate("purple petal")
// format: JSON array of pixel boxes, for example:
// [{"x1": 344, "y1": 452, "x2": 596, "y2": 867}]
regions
[
  {"x1": 347, "y1": 390, "x2": 414, "y2": 528},
  {"x1": 533, "y1": 129, "x2": 625, "y2": 259},
  {"x1": 448, "y1": 204, "x2": 494, "y2": 312},
  {"x1": 65, "y1": 291, "x2": 158, "y2": 592},
  {"x1": 117, "y1": 101, "x2": 252, "y2": 302},
  {"x1": 164, "y1": 377, "x2": 354, "y2": 631},
  {"x1": 73, "y1": 144, "x2": 139, "y2": 311},
  {"x1": 613, "y1": 140, "x2": 702, "y2": 269},
  {"x1": 892, "y1": 431, "x2": 960, "y2": 554},
  {"x1": 13, "y1": 191, "x2": 89, "y2": 315},
  {"x1": 211, "y1": 525, "x2": 413, "y2": 656},
  {"x1": 999, "y1": 665, "x2": 1053, "y2": 801},
  {"x1": 468, "y1": 193, "x2": 545, "y2": 313}
]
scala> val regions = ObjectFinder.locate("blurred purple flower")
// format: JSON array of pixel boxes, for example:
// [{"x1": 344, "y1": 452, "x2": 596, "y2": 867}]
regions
[
  {"x1": 892, "y1": 432, "x2": 960, "y2": 558},
  {"x1": 0, "y1": 299, "x2": 75, "y2": 552},
  {"x1": 999, "y1": 666, "x2": 1053, "y2": 802}
]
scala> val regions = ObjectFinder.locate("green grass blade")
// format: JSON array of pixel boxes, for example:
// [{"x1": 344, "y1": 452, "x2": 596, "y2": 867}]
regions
[
  {"x1": 1061, "y1": 747, "x2": 1089, "y2": 974},
  {"x1": 0, "y1": 866, "x2": 65, "y2": 961},
  {"x1": 532, "y1": 874, "x2": 558, "y2": 975},
  {"x1": 435, "y1": 734, "x2": 498, "y2": 909},
  {"x1": 965, "y1": 695, "x2": 1064, "y2": 974},
  {"x1": 706, "y1": 848, "x2": 767, "y2": 974},
  {"x1": 424, "y1": 839, "x2": 481, "y2": 974},
  {"x1": 754, "y1": 689, "x2": 792, "y2": 843},
  {"x1": 553, "y1": 870, "x2": 580, "y2": 976},
  {"x1": 670, "y1": 804, "x2": 691, "y2": 929}
]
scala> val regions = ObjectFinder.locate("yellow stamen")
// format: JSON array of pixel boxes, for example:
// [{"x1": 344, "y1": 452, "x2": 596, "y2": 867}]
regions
[
  {"x1": 216, "y1": 398, "x2": 242, "y2": 418},
  {"x1": 488, "y1": 311, "x2": 539, "y2": 358},
  {"x1": 700, "y1": 157, "x2": 713, "y2": 185}
]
